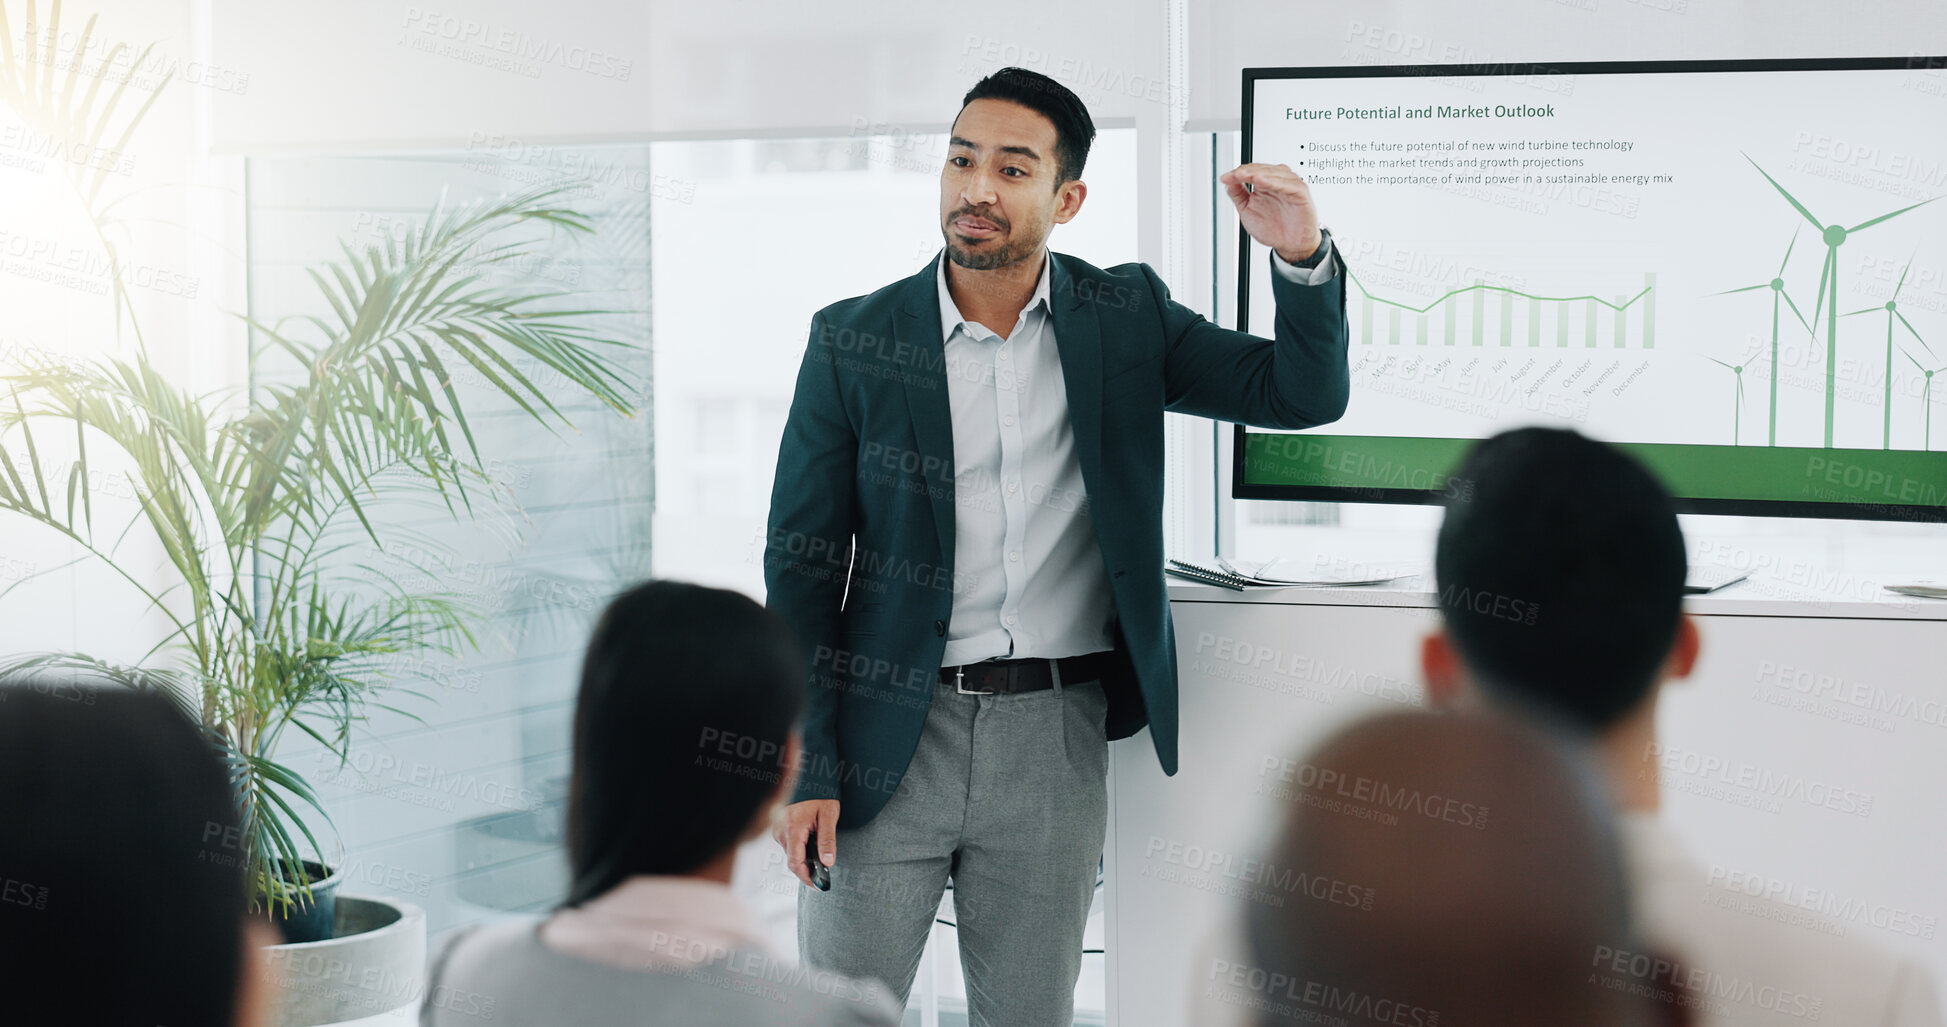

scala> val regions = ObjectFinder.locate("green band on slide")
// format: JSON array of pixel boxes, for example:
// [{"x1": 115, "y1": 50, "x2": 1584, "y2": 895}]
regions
[{"x1": 1241, "y1": 433, "x2": 1947, "y2": 511}]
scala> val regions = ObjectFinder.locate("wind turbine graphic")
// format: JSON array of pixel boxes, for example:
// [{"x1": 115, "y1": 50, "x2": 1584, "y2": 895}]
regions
[
  {"x1": 1904, "y1": 348, "x2": 1946, "y2": 450},
  {"x1": 1745, "y1": 156, "x2": 1939, "y2": 447},
  {"x1": 1712, "y1": 229, "x2": 1813, "y2": 446},
  {"x1": 1706, "y1": 343, "x2": 1765, "y2": 446},
  {"x1": 1841, "y1": 255, "x2": 1936, "y2": 449}
]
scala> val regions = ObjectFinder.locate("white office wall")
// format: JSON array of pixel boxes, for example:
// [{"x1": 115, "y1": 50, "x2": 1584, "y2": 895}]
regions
[
  {"x1": 208, "y1": 0, "x2": 1169, "y2": 151},
  {"x1": 206, "y1": 0, "x2": 1947, "y2": 146}
]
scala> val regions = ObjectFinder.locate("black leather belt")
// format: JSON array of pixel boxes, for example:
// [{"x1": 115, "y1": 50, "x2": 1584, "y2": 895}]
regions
[{"x1": 939, "y1": 653, "x2": 1108, "y2": 695}]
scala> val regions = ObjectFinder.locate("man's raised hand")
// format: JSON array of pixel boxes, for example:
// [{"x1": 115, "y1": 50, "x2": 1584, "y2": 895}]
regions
[{"x1": 1218, "y1": 163, "x2": 1324, "y2": 265}]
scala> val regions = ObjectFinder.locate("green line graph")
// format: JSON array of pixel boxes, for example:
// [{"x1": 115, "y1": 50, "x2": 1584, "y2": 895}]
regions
[{"x1": 1349, "y1": 269, "x2": 1658, "y2": 349}]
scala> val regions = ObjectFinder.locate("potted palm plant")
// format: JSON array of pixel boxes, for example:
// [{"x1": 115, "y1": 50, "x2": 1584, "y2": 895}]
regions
[
  {"x1": 0, "y1": 185, "x2": 638, "y2": 1022},
  {"x1": 3, "y1": 8, "x2": 638, "y2": 1020}
]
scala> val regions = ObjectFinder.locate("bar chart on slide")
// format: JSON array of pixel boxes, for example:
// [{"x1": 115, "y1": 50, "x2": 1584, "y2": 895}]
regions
[{"x1": 1348, "y1": 269, "x2": 1659, "y2": 350}]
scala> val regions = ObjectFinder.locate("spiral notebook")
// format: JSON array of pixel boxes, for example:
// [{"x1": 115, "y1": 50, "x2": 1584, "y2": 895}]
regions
[{"x1": 1165, "y1": 558, "x2": 1255, "y2": 590}]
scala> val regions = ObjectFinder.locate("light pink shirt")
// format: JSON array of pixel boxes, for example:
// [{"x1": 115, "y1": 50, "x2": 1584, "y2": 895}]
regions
[{"x1": 539, "y1": 875, "x2": 774, "y2": 970}]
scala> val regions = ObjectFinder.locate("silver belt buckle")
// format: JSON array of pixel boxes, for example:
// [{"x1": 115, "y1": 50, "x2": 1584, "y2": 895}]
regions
[{"x1": 954, "y1": 665, "x2": 993, "y2": 695}]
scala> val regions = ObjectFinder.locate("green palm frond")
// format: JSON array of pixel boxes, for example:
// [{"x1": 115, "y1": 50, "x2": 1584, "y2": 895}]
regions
[
  {"x1": 0, "y1": 161, "x2": 639, "y2": 916},
  {"x1": 239, "y1": 186, "x2": 637, "y2": 543}
]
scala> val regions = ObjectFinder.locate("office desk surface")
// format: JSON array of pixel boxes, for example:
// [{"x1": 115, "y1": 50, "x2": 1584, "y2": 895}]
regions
[{"x1": 1166, "y1": 577, "x2": 1947, "y2": 620}]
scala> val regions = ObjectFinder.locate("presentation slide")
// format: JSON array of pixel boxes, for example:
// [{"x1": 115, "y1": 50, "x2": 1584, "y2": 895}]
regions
[{"x1": 1238, "y1": 59, "x2": 1947, "y2": 519}]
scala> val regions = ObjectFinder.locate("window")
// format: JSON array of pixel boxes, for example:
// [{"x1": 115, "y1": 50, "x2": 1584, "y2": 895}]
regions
[{"x1": 244, "y1": 147, "x2": 653, "y2": 936}]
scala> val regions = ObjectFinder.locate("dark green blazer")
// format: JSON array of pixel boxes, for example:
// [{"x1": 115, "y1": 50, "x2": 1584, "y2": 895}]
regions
[{"x1": 765, "y1": 248, "x2": 1349, "y2": 827}]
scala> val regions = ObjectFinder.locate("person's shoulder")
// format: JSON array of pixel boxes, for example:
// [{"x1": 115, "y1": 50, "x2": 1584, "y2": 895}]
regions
[
  {"x1": 421, "y1": 917, "x2": 546, "y2": 1025},
  {"x1": 813, "y1": 259, "x2": 937, "y2": 327},
  {"x1": 434, "y1": 915, "x2": 542, "y2": 958},
  {"x1": 1053, "y1": 251, "x2": 1154, "y2": 285},
  {"x1": 692, "y1": 948, "x2": 903, "y2": 1026},
  {"x1": 1051, "y1": 252, "x2": 1162, "y2": 315},
  {"x1": 1631, "y1": 842, "x2": 1932, "y2": 1021},
  {"x1": 1696, "y1": 894, "x2": 1930, "y2": 1020},
  {"x1": 425, "y1": 916, "x2": 549, "y2": 987},
  {"x1": 426, "y1": 928, "x2": 902, "y2": 1026}
]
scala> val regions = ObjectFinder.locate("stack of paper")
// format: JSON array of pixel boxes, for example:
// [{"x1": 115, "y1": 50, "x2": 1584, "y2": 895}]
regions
[{"x1": 1165, "y1": 557, "x2": 1409, "y2": 590}]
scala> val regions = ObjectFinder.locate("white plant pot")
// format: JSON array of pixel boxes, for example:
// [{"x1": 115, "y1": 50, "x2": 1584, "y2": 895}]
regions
[{"x1": 262, "y1": 893, "x2": 427, "y2": 1027}]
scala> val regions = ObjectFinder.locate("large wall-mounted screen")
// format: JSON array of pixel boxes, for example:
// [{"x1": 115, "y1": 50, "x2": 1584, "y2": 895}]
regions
[{"x1": 1236, "y1": 57, "x2": 1947, "y2": 522}]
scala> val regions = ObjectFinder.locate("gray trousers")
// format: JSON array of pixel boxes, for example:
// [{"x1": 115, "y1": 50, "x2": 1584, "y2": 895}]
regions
[{"x1": 799, "y1": 672, "x2": 1110, "y2": 1027}]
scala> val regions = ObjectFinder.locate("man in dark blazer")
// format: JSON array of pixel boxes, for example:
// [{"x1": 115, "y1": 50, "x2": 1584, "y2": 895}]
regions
[{"x1": 766, "y1": 67, "x2": 1349, "y2": 1026}]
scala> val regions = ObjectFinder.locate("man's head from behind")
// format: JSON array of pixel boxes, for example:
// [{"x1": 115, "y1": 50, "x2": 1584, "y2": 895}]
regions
[
  {"x1": 1243, "y1": 710, "x2": 1685, "y2": 1026},
  {"x1": 1425, "y1": 427, "x2": 1695, "y2": 735},
  {"x1": 941, "y1": 67, "x2": 1095, "y2": 271},
  {"x1": 562, "y1": 579, "x2": 805, "y2": 906}
]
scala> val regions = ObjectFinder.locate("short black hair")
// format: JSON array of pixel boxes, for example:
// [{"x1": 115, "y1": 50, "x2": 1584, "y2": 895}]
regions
[
  {"x1": 562, "y1": 580, "x2": 805, "y2": 906},
  {"x1": 0, "y1": 683, "x2": 249, "y2": 1025},
  {"x1": 959, "y1": 67, "x2": 1096, "y2": 185},
  {"x1": 1434, "y1": 427, "x2": 1688, "y2": 731}
]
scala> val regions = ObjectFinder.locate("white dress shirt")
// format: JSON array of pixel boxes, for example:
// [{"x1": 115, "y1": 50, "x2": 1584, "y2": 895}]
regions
[
  {"x1": 935, "y1": 241, "x2": 1337, "y2": 665},
  {"x1": 1620, "y1": 812, "x2": 1942, "y2": 1026}
]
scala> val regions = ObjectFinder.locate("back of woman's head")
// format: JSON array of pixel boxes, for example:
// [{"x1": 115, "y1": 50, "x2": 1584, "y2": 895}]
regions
[
  {"x1": 563, "y1": 580, "x2": 805, "y2": 905},
  {"x1": 0, "y1": 682, "x2": 248, "y2": 1025}
]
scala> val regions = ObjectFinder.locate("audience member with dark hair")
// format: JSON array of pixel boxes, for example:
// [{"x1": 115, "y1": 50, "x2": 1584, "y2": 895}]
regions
[
  {"x1": 1228, "y1": 709, "x2": 1687, "y2": 1026},
  {"x1": 1430, "y1": 425, "x2": 1689, "y2": 732},
  {"x1": 0, "y1": 682, "x2": 279, "y2": 1026},
  {"x1": 421, "y1": 580, "x2": 900, "y2": 1026},
  {"x1": 1424, "y1": 427, "x2": 1940, "y2": 1025}
]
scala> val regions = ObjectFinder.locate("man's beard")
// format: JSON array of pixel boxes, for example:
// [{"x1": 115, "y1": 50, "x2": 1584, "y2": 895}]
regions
[
  {"x1": 942, "y1": 217, "x2": 1038, "y2": 271},
  {"x1": 945, "y1": 238, "x2": 1023, "y2": 270}
]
